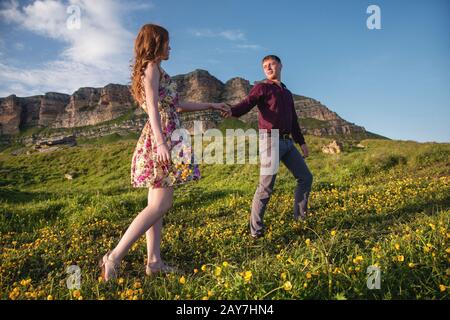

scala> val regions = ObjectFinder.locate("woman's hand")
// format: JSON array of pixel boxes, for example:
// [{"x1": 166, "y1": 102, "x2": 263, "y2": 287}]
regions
[{"x1": 156, "y1": 142, "x2": 171, "y2": 165}]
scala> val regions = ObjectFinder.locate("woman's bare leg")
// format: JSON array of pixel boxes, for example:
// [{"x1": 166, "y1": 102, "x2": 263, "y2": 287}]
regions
[
  {"x1": 145, "y1": 217, "x2": 162, "y2": 264},
  {"x1": 108, "y1": 187, "x2": 173, "y2": 264},
  {"x1": 146, "y1": 187, "x2": 163, "y2": 264}
]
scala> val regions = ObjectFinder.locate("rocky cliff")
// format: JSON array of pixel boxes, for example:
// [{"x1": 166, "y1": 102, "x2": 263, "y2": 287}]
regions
[{"x1": 0, "y1": 69, "x2": 371, "y2": 142}]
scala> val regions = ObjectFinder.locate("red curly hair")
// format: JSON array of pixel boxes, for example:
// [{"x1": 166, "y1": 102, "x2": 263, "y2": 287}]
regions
[{"x1": 130, "y1": 24, "x2": 169, "y2": 105}]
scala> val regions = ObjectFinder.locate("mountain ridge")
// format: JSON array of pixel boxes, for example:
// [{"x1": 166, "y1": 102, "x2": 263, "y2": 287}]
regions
[{"x1": 0, "y1": 69, "x2": 382, "y2": 141}]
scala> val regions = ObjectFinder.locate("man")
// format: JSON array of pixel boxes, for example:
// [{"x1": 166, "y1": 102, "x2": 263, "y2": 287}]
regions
[{"x1": 223, "y1": 55, "x2": 313, "y2": 239}]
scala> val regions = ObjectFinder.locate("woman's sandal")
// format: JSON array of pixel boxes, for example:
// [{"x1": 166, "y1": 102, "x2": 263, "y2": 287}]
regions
[
  {"x1": 145, "y1": 260, "x2": 179, "y2": 276},
  {"x1": 99, "y1": 251, "x2": 119, "y2": 282}
]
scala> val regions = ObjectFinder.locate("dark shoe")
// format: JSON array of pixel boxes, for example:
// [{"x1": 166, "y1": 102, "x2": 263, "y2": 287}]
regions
[
  {"x1": 294, "y1": 212, "x2": 306, "y2": 221},
  {"x1": 250, "y1": 232, "x2": 264, "y2": 240},
  {"x1": 248, "y1": 221, "x2": 265, "y2": 240}
]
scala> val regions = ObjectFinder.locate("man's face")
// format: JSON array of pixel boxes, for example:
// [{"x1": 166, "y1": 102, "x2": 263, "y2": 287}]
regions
[{"x1": 262, "y1": 58, "x2": 282, "y2": 81}]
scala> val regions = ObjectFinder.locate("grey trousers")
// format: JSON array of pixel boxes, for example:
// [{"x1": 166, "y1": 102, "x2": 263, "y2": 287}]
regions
[{"x1": 250, "y1": 138, "x2": 313, "y2": 236}]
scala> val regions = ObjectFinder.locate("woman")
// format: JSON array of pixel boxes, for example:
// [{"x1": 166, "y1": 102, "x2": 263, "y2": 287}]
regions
[{"x1": 99, "y1": 24, "x2": 229, "y2": 281}]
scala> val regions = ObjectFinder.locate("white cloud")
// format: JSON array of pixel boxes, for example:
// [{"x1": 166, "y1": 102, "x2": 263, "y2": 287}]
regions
[
  {"x1": 0, "y1": 0, "x2": 150, "y2": 96},
  {"x1": 124, "y1": 1, "x2": 154, "y2": 11},
  {"x1": 236, "y1": 44, "x2": 262, "y2": 50},
  {"x1": 0, "y1": 60, "x2": 125, "y2": 97},
  {"x1": 218, "y1": 30, "x2": 246, "y2": 41},
  {"x1": 190, "y1": 28, "x2": 246, "y2": 41},
  {"x1": 189, "y1": 28, "x2": 263, "y2": 52},
  {"x1": 14, "y1": 42, "x2": 25, "y2": 50}
]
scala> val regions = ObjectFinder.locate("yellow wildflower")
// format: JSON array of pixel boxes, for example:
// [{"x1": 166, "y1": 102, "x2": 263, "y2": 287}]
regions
[
  {"x1": 9, "y1": 287, "x2": 20, "y2": 300},
  {"x1": 20, "y1": 279, "x2": 32, "y2": 286},
  {"x1": 353, "y1": 256, "x2": 363, "y2": 264},
  {"x1": 283, "y1": 281, "x2": 293, "y2": 291},
  {"x1": 243, "y1": 271, "x2": 252, "y2": 283},
  {"x1": 72, "y1": 290, "x2": 81, "y2": 299}
]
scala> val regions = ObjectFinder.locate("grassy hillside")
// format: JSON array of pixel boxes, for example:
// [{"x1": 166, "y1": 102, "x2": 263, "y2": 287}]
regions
[{"x1": 0, "y1": 133, "x2": 449, "y2": 300}]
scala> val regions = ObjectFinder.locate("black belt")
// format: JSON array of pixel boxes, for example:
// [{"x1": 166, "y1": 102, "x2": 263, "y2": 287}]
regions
[{"x1": 260, "y1": 131, "x2": 291, "y2": 140}]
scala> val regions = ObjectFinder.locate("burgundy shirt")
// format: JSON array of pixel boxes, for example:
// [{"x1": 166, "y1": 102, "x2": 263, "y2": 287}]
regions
[{"x1": 231, "y1": 79, "x2": 306, "y2": 145}]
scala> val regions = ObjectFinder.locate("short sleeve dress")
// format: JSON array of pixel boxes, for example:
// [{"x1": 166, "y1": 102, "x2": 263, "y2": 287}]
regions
[{"x1": 130, "y1": 68, "x2": 201, "y2": 188}]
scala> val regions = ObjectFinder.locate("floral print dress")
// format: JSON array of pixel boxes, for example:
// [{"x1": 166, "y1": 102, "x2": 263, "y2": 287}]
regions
[{"x1": 131, "y1": 68, "x2": 201, "y2": 188}]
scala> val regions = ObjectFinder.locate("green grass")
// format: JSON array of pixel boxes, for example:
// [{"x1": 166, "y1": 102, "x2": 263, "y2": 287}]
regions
[
  {"x1": 299, "y1": 118, "x2": 330, "y2": 129},
  {"x1": 217, "y1": 118, "x2": 257, "y2": 133},
  {"x1": 0, "y1": 133, "x2": 449, "y2": 300}
]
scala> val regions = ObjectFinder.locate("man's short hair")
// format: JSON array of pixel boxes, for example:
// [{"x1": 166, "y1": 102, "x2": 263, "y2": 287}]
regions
[{"x1": 262, "y1": 55, "x2": 281, "y2": 64}]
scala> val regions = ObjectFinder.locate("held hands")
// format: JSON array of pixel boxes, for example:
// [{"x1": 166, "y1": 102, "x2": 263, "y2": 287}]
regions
[
  {"x1": 210, "y1": 102, "x2": 232, "y2": 118},
  {"x1": 156, "y1": 141, "x2": 171, "y2": 165}
]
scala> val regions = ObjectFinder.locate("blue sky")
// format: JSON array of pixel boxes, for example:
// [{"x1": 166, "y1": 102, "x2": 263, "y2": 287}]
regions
[{"x1": 0, "y1": 0, "x2": 449, "y2": 142}]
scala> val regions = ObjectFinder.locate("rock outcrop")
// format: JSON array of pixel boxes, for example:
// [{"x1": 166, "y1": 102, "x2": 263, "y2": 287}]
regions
[
  {"x1": 34, "y1": 135, "x2": 76, "y2": 148},
  {"x1": 172, "y1": 69, "x2": 224, "y2": 103},
  {"x1": 322, "y1": 140, "x2": 344, "y2": 154},
  {"x1": 0, "y1": 95, "x2": 22, "y2": 135},
  {"x1": 53, "y1": 84, "x2": 137, "y2": 128},
  {"x1": 293, "y1": 95, "x2": 366, "y2": 136},
  {"x1": 0, "y1": 69, "x2": 372, "y2": 143},
  {"x1": 222, "y1": 77, "x2": 252, "y2": 105},
  {"x1": 39, "y1": 93, "x2": 71, "y2": 127}
]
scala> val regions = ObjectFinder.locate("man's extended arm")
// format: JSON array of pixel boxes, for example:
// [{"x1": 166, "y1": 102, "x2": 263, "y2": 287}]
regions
[{"x1": 230, "y1": 84, "x2": 265, "y2": 117}]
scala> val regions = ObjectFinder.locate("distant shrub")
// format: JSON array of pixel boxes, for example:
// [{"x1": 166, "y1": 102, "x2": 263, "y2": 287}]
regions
[
  {"x1": 348, "y1": 158, "x2": 371, "y2": 177},
  {"x1": 414, "y1": 146, "x2": 450, "y2": 166},
  {"x1": 374, "y1": 154, "x2": 408, "y2": 171}
]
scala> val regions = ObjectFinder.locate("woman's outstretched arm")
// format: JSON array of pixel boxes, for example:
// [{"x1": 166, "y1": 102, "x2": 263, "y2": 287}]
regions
[{"x1": 176, "y1": 101, "x2": 230, "y2": 115}]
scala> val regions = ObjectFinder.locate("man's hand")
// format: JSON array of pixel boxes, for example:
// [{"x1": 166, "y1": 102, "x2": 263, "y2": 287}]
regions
[
  {"x1": 300, "y1": 143, "x2": 309, "y2": 158},
  {"x1": 211, "y1": 102, "x2": 232, "y2": 118}
]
